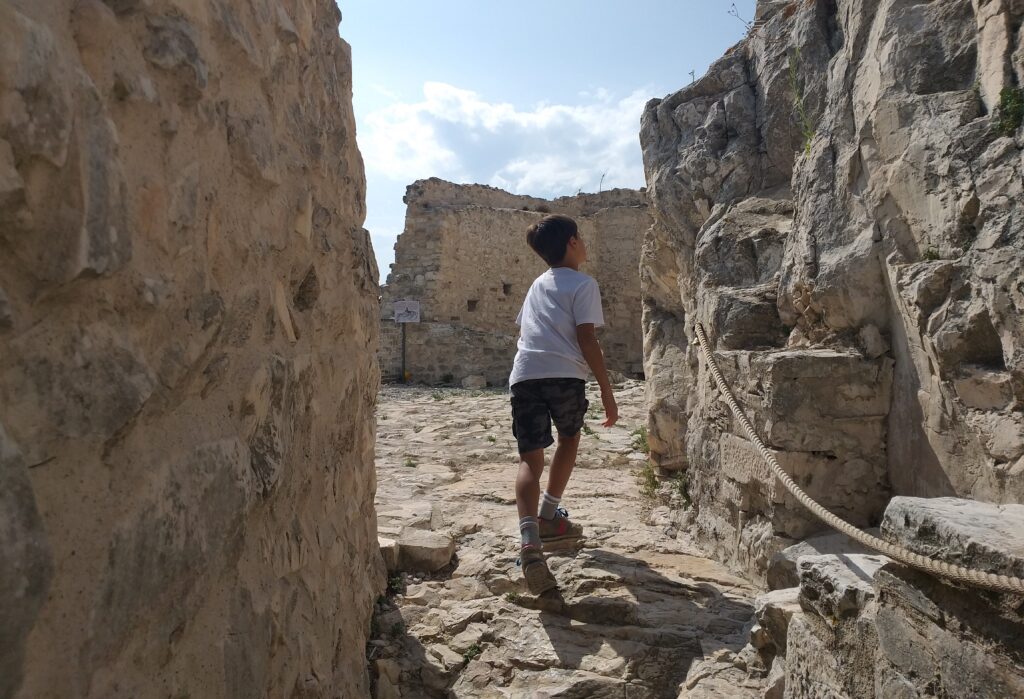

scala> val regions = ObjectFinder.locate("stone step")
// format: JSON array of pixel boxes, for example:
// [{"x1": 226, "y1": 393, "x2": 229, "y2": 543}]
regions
[{"x1": 881, "y1": 496, "x2": 1024, "y2": 578}]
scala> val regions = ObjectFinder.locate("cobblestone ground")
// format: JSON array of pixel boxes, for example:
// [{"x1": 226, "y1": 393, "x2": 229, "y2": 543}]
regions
[{"x1": 368, "y1": 381, "x2": 765, "y2": 698}]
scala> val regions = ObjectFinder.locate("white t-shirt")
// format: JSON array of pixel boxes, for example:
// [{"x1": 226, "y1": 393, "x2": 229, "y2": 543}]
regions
[{"x1": 509, "y1": 267, "x2": 605, "y2": 386}]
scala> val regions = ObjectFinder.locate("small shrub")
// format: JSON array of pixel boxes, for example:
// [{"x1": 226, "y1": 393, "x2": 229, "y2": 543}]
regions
[
  {"x1": 403, "y1": 457, "x2": 417, "y2": 468},
  {"x1": 486, "y1": 435, "x2": 496, "y2": 443},
  {"x1": 635, "y1": 461, "x2": 660, "y2": 500},
  {"x1": 535, "y1": 204, "x2": 551, "y2": 214},
  {"x1": 462, "y1": 643, "x2": 482, "y2": 662},
  {"x1": 922, "y1": 247, "x2": 940, "y2": 261},
  {"x1": 995, "y1": 86, "x2": 1024, "y2": 137},
  {"x1": 387, "y1": 574, "x2": 403, "y2": 595},
  {"x1": 582, "y1": 423, "x2": 595, "y2": 436},
  {"x1": 431, "y1": 391, "x2": 444, "y2": 401},
  {"x1": 674, "y1": 472, "x2": 692, "y2": 508},
  {"x1": 630, "y1": 426, "x2": 650, "y2": 455},
  {"x1": 504, "y1": 591, "x2": 522, "y2": 604},
  {"x1": 412, "y1": 425, "x2": 423, "y2": 433},
  {"x1": 788, "y1": 47, "x2": 816, "y2": 154}
]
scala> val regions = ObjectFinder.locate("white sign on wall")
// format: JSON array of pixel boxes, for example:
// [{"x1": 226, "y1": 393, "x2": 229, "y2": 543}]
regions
[{"x1": 393, "y1": 300, "x2": 421, "y2": 323}]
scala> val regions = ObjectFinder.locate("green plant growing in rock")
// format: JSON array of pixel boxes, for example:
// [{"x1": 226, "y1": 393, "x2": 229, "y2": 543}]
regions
[
  {"x1": 462, "y1": 643, "x2": 482, "y2": 662},
  {"x1": 504, "y1": 591, "x2": 522, "y2": 604},
  {"x1": 995, "y1": 86, "x2": 1024, "y2": 137},
  {"x1": 431, "y1": 391, "x2": 444, "y2": 401},
  {"x1": 631, "y1": 426, "x2": 650, "y2": 454},
  {"x1": 403, "y1": 457, "x2": 417, "y2": 468},
  {"x1": 582, "y1": 423, "x2": 595, "y2": 436},
  {"x1": 788, "y1": 47, "x2": 816, "y2": 155},
  {"x1": 636, "y1": 461, "x2": 660, "y2": 500},
  {"x1": 486, "y1": 435, "x2": 496, "y2": 443},
  {"x1": 922, "y1": 247, "x2": 941, "y2": 261}
]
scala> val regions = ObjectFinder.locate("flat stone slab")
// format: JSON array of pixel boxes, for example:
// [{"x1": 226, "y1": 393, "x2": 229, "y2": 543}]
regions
[
  {"x1": 882, "y1": 496, "x2": 1024, "y2": 578},
  {"x1": 767, "y1": 529, "x2": 878, "y2": 590}
]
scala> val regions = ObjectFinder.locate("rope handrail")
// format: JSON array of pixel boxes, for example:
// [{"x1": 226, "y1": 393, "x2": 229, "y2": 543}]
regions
[{"x1": 693, "y1": 323, "x2": 1024, "y2": 595}]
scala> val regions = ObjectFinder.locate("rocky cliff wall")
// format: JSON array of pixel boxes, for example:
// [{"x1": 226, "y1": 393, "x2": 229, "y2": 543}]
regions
[
  {"x1": 0, "y1": 1, "x2": 382, "y2": 696},
  {"x1": 380, "y1": 178, "x2": 651, "y2": 385},
  {"x1": 640, "y1": 0, "x2": 1024, "y2": 579}
]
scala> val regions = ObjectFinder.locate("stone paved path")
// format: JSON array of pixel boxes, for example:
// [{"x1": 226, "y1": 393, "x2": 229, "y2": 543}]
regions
[{"x1": 369, "y1": 381, "x2": 765, "y2": 698}]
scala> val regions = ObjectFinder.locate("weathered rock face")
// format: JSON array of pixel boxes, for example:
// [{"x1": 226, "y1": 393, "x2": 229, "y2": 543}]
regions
[
  {"x1": 0, "y1": 1, "x2": 382, "y2": 696},
  {"x1": 379, "y1": 178, "x2": 651, "y2": 385},
  {"x1": 640, "y1": 0, "x2": 1024, "y2": 578},
  {"x1": 775, "y1": 497, "x2": 1024, "y2": 698}
]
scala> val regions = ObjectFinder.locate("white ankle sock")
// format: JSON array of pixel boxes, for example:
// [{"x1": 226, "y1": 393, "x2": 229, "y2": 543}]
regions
[
  {"x1": 519, "y1": 516, "x2": 540, "y2": 548},
  {"x1": 539, "y1": 492, "x2": 561, "y2": 520}
]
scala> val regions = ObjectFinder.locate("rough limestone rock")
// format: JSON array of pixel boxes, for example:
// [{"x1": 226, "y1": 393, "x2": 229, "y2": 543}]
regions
[
  {"x1": 379, "y1": 178, "x2": 651, "y2": 385},
  {"x1": 778, "y1": 497, "x2": 1024, "y2": 698},
  {"x1": 0, "y1": 1, "x2": 382, "y2": 696},
  {"x1": 640, "y1": 0, "x2": 1024, "y2": 581}
]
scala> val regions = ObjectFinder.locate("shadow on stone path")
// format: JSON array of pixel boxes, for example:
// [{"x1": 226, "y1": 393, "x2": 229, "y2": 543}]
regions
[{"x1": 367, "y1": 382, "x2": 764, "y2": 698}]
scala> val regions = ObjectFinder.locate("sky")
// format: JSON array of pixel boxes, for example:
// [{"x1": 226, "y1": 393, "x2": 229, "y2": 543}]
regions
[{"x1": 337, "y1": 1, "x2": 757, "y2": 281}]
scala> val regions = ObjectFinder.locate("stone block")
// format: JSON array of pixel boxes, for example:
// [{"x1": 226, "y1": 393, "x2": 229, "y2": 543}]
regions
[
  {"x1": 378, "y1": 537, "x2": 398, "y2": 572},
  {"x1": 754, "y1": 587, "x2": 800, "y2": 654},
  {"x1": 397, "y1": 529, "x2": 455, "y2": 573},
  {"x1": 797, "y1": 553, "x2": 889, "y2": 621},
  {"x1": 717, "y1": 434, "x2": 886, "y2": 540},
  {"x1": 881, "y1": 496, "x2": 1024, "y2": 578},
  {"x1": 767, "y1": 530, "x2": 878, "y2": 590},
  {"x1": 752, "y1": 349, "x2": 893, "y2": 453}
]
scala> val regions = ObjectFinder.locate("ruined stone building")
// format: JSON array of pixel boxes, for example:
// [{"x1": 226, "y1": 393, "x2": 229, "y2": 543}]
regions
[
  {"x1": 640, "y1": 0, "x2": 1024, "y2": 694},
  {"x1": 1, "y1": 2, "x2": 381, "y2": 696},
  {"x1": 379, "y1": 178, "x2": 651, "y2": 385}
]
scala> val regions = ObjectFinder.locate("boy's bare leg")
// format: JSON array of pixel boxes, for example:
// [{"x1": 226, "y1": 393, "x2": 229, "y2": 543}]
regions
[
  {"x1": 515, "y1": 448, "x2": 546, "y2": 519},
  {"x1": 545, "y1": 433, "x2": 580, "y2": 498}
]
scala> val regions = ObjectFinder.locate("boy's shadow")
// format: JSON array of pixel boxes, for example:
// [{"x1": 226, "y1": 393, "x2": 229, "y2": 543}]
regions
[{"x1": 517, "y1": 547, "x2": 754, "y2": 697}]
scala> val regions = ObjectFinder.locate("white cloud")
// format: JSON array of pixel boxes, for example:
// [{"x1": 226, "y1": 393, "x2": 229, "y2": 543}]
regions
[{"x1": 359, "y1": 81, "x2": 650, "y2": 198}]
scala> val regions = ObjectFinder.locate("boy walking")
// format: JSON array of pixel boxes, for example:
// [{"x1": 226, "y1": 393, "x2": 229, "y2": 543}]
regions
[{"x1": 509, "y1": 214, "x2": 618, "y2": 594}]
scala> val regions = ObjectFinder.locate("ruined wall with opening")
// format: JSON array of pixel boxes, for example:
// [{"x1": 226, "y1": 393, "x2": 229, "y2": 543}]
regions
[
  {"x1": 0, "y1": 1, "x2": 382, "y2": 696},
  {"x1": 380, "y1": 178, "x2": 651, "y2": 385},
  {"x1": 641, "y1": 0, "x2": 1024, "y2": 582}
]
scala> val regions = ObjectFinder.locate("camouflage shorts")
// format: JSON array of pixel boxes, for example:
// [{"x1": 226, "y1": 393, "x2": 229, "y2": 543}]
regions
[{"x1": 510, "y1": 378, "x2": 588, "y2": 454}]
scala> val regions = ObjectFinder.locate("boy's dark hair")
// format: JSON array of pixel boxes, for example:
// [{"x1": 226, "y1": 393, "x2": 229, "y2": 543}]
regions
[{"x1": 526, "y1": 214, "x2": 577, "y2": 266}]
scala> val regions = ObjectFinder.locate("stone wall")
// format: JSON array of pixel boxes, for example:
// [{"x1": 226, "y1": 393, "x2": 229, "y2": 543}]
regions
[
  {"x1": 640, "y1": 0, "x2": 1024, "y2": 581},
  {"x1": 0, "y1": 1, "x2": 382, "y2": 696},
  {"x1": 379, "y1": 178, "x2": 651, "y2": 385}
]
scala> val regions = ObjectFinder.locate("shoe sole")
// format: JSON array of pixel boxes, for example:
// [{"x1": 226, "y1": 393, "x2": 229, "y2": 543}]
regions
[{"x1": 523, "y1": 559, "x2": 558, "y2": 595}]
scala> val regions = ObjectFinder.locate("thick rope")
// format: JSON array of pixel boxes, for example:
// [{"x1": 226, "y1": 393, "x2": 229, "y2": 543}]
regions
[{"x1": 693, "y1": 323, "x2": 1024, "y2": 595}]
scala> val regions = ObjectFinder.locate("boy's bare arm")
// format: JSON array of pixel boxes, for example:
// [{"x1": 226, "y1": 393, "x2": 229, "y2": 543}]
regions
[{"x1": 576, "y1": 323, "x2": 618, "y2": 427}]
